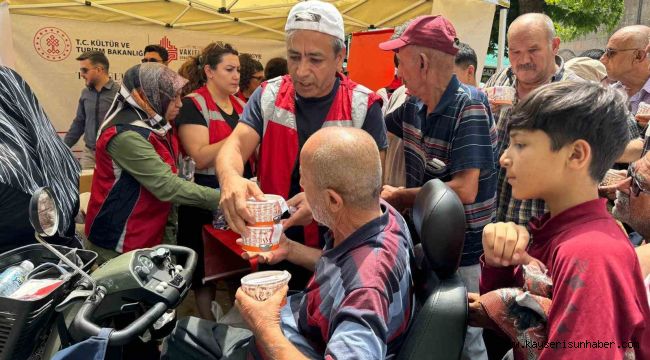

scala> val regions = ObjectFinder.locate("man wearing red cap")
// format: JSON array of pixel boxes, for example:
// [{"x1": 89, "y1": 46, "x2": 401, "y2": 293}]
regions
[{"x1": 379, "y1": 15, "x2": 498, "y2": 360}]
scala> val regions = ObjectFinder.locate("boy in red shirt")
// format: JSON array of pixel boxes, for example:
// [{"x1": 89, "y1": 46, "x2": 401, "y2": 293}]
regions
[{"x1": 477, "y1": 81, "x2": 650, "y2": 359}]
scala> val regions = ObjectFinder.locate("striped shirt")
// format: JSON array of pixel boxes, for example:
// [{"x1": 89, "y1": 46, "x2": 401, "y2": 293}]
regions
[
  {"x1": 489, "y1": 57, "x2": 641, "y2": 225},
  {"x1": 385, "y1": 75, "x2": 498, "y2": 266},
  {"x1": 280, "y1": 202, "x2": 413, "y2": 359}
]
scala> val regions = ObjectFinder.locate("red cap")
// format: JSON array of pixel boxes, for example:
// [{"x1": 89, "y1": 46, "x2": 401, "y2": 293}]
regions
[{"x1": 379, "y1": 15, "x2": 460, "y2": 56}]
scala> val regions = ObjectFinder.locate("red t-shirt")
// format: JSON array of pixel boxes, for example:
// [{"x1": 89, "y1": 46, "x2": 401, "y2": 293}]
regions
[{"x1": 480, "y1": 198, "x2": 650, "y2": 359}]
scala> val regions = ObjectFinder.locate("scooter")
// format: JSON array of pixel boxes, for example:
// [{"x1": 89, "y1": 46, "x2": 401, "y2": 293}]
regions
[{"x1": 0, "y1": 187, "x2": 196, "y2": 360}]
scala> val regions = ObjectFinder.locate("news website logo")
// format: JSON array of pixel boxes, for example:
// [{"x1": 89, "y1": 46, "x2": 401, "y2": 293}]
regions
[{"x1": 33, "y1": 27, "x2": 72, "y2": 62}]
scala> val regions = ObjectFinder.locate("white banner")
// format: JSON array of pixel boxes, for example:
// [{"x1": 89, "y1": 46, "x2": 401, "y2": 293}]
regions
[
  {"x1": 0, "y1": 1, "x2": 16, "y2": 68},
  {"x1": 11, "y1": 14, "x2": 286, "y2": 152}
]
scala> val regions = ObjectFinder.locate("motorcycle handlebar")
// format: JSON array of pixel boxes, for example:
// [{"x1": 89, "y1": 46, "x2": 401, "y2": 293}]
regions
[
  {"x1": 154, "y1": 244, "x2": 197, "y2": 284},
  {"x1": 70, "y1": 245, "x2": 196, "y2": 345},
  {"x1": 74, "y1": 290, "x2": 167, "y2": 346}
]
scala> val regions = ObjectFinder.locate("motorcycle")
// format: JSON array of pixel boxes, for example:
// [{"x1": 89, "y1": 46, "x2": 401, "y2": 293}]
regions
[{"x1": 0, "y1": 187, "x2": 196, "y2": 360}]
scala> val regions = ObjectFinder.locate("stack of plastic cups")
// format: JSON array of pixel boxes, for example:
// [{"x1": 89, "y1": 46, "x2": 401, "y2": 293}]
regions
[{"x1": 241, "y1": 195, "x2": 288, "y2": 252}]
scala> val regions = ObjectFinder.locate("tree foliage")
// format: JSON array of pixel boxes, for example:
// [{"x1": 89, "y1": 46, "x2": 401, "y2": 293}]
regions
[{"x1": 489, "y1": 0, "x2": 625, "y2": 52}]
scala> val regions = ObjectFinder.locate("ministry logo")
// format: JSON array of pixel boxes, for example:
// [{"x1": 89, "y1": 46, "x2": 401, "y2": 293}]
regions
[
  {"x1": 159, "y1": 36, "x2": 178, "y2": 63},
  {"x1": 33, "y1": 27, "x2": 72, "y2": 62}
]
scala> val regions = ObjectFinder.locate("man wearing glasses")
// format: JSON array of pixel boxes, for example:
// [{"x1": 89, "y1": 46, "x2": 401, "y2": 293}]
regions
[
  {"x1": 142, "y1": 44, "x2": 169, "y2": 66},
  {"x1": 613, "y1": 155, "x2": 650, "y2": 303},
  {"x1": 64, "y1": 50, "x2": 118, "y2": 169},
  {"x1": 603, "y1": 26, "x2": 650, "y2": 164}
]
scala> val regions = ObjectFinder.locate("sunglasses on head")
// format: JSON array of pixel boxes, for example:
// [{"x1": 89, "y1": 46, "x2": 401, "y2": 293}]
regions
[
  {"x1": 627, "y1": 165, "x2": 650, "y2": 197},
  {"x1": 141, "y1": 58, "x2": 161, "y2": 63}
]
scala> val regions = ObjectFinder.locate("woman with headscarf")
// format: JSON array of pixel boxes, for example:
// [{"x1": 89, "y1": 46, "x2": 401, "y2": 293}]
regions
[
  {"x1": 0, "y1": 66, "x2": 81, "y2": 253},
  {"x1": 85, "y1": 63, "x2": 220, "y2": 262}
]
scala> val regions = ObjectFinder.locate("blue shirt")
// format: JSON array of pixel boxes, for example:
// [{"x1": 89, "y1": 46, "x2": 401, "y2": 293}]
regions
[{"x1": 385, "y1": 76, "x2": 498, "y2": 266}]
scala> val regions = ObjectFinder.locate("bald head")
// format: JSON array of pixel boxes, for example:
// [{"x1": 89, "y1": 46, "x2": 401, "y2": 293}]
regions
[
  {"x1": 610, "y1": 25, "x2": 650, "y2": 49},
  {"x1": 508, "y1": 13, "x2": 556, "y2": 41},
  {"x1": 301, "y1": 127, "x2": 381, "y2": 209}
]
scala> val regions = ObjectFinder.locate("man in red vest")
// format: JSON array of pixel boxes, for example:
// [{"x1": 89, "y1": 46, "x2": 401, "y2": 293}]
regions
[{"x1": 216, "y1": 0, "x2": 387, "y2": 286}]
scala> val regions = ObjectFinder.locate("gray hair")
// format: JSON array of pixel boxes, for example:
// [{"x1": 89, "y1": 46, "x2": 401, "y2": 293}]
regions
[
  {"x1": 307, "y1": 128, "x2": 381, "y2": 209},
  {"x1": 286, "y1": 29, "x2": 346, "y2": 55},
  {"x1": 509, "y1": 13, "x2": 556, "y2": 41}
]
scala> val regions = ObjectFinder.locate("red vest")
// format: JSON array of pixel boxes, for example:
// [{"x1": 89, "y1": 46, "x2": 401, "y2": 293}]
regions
[
  {"x1": 257, "y1": 73, "x2": 380, "y2": 247},
  {"x1": 185, "y1": 86, "x2": 246, "y2": 176},
  {"x1": 85, "y1": 123, "x2": 179, "y2": 253}
]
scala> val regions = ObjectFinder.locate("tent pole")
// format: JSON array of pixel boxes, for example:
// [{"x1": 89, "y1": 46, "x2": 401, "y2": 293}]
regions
[
  {"x1": 80, "y1": 0, "x2": 167, "y2": 26},
  {"x1": 497, "y1": 6, "x2": 507, "y2": 71},
  {"x1": 95, "y1": 0, "x2": 160, "y2": 4},
  {"x1": 170, "y1": 0, "x2": 285, "y2": 37},
  {"x1": 9, "y1": 2, "x2": 82, "y2": 9},
  {"x1": 375, "y1": 0, "x2": 427, "y2": 27},
  {"x1": 170, "y1": 5, "x2": 191, "y2": 26},
  {"x1": 175, "y1": 15, "x2": 286, "y2": 27},
  {"x1": 341, "y1": 0, "x2": 367, "y2": 14},
  {"x1": 342, "y1": 14, "x2": 369, "y2": 27},
  {"x1": 227, "y1": 0, "x2": 239, "y2": 11}
]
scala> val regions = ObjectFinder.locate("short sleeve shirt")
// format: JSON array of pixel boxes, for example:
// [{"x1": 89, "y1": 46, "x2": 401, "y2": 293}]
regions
[
  {"x1": 385, "y1": 75, "x2": 498, "y2": 266},
  {"x1": 240, "y1": 77, "x2": 388, "y2": 198}
]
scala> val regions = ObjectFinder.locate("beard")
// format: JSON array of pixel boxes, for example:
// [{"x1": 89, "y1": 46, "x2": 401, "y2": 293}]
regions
[
  {"x1": 612, "y1": 190, "x2": 631, "y2": 223},
  {"x1": 310, "y1": 197, "x2": 336, "y2": 230},
  {"x1": 613, "y1": 191, "x2": 650, "y2": 238}
]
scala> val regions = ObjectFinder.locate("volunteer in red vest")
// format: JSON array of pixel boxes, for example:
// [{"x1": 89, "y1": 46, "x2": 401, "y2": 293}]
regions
[
  {"x1": 216, "y1": 0, "x2": 387, "y2": 287},
  {"x1": 85, "y1": 63, "x2": 220, "y2": 264},
  {"x1": 174, "y1": 42, "x2": 251, "y2": 320}
]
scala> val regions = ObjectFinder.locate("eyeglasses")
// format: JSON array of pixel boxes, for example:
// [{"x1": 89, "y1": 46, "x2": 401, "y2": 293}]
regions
[
  {"x1": 251, "y1": 75, "x2": 265, "y2": 82},
  {"x1": 141, "y1": 58, "x2": 161, "y2": 63},
  {"x1": 627, "y1": 165, "x2": 650, "y2": 197},
  {"x1": 603, "y1": 47, "x2": 641, "y2": 58},
  {"x1": 80, "y1": 67, "x2": 99, "y2": 74}
]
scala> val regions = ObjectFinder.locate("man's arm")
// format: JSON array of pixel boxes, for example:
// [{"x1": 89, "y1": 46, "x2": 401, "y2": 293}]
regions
[
  {"x1": 236, "y1": 286, "x2": 310, "y2": 360},
  {"x1": 241, "y1": 235, "x2": 322, "y2": 272},
  {"x1": 446, "y1": 169, "x2": 480, "y2": 204},
  {"x1": 381, "y1": 169, "x2": 480, "y2": 210},
  {"x1": 63, "y1": 96, "x2": 86, "y2": 147},
  {"x1": 107, "y1": 131, "x2": 219, "y2": 210},
  {"x1": 618, "y1": 138, "x2": 644, "y2": 163},
  {"x1": 324, "y1": 288, "x2": 392, "y2": 359}
]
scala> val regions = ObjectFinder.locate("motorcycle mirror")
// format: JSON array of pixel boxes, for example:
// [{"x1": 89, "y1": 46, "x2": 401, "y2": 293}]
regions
[
  {"x1": 29, "y1": 187, "x2": 59, "y2": 237},
  {"x1": 29, "y1": 186, "x2": 97, "y2": 293}
]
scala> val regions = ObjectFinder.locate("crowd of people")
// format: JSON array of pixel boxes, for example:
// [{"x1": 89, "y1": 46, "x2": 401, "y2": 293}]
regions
[{"x1": 1, "y1": 0, "x2": 650, "y2": 359}]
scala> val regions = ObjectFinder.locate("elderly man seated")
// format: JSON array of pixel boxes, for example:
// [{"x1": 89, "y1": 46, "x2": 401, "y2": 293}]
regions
[{"x1": 163, "y1": 127, "x2": 414, "y2": 360}]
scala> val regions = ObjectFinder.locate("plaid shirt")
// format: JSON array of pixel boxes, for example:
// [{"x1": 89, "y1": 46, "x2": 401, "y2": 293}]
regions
[
  {"x1": 487, "y1": 56, "x2": 580, "y2": 225},
  {"x1": 490, "y1": 58, "x2": 641, "y2": 225}
]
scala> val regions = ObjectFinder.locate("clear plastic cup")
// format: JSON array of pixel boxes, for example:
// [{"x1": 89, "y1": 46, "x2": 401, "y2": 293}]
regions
[
  {"x1": 240, "y1": 224, "x2": 282, "y2": 252},
  {"x1": 240, "y1": 270, "x2": 291, "y2": 301},
  {"x1": 636, "y1": 102, "x2": 650, "y2": 126},
  {"x1": 485, "y1": 86, "x2": 516, "y2": 106},
  {"x1": 246, "y1": 194, "x2": 288, "y2": 227}
]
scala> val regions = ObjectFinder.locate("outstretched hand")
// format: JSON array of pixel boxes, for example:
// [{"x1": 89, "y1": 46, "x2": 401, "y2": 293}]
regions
[
  {"x1": 238, "y1": 234, "x2": 291, "y2": 265},
  {"x1": 219, "y1": 176, "x2": 265, "y2": 235}
]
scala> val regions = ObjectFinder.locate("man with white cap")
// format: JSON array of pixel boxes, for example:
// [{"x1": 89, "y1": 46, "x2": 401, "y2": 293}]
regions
[
  {"x1": 215, "y1": 0, "x2": 387, "y2": 288},
  {"x1": 378, "y1": 15, "x2": 498, "y2": 360}
]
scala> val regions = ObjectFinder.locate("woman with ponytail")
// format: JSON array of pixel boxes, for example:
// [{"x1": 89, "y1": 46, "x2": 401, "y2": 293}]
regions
[{"x1": 175, "y1": 42, "x2": 252, "y2": 320}]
